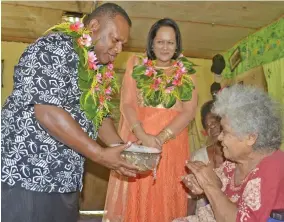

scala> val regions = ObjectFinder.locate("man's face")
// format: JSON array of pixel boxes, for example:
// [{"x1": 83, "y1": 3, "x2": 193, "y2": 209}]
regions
[{"x1": 89, "y1": 14, "x2": 130, "y2": 64}]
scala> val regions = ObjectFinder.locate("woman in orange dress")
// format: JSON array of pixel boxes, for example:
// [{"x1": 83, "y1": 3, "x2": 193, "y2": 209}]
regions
[{"x1": 103, "y1": 18, "x2": 198, "y2": 222}]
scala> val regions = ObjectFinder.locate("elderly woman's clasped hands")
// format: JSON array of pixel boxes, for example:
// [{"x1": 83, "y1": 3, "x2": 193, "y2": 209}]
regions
[{"x1": 182, "y1": 160, "x2": 222, "y2": 196}]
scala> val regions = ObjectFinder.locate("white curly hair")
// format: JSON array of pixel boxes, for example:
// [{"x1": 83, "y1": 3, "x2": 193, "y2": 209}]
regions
[{"x1": 213, "y1": 84, "x2": 283, "y2": 151}]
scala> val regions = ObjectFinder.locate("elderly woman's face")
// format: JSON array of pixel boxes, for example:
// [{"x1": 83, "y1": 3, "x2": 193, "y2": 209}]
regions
[
  {"x1": 205, "y1": 112, "x2": 221, "y2": 141},
  {"x1": 218, "y1": 118, "x2": 252, "y2": 161}
]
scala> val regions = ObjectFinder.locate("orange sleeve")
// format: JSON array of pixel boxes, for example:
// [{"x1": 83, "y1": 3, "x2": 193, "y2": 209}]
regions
[
  {"x1": 120, "y1": 55, "x2": 138, "y2": 119},
  {"x1": 118, "y1": 55, "x2": 140, "y2": 141}
]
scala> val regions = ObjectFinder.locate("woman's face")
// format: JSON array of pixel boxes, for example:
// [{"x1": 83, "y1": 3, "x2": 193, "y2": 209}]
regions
[
  {"x1": 205, "y1": 112, "x2": 221, "y2": 142},
  {"x1": 152, "y1": 26, "x2": 177, "y2": 63},
  {"x1": 218, "y1": 117, "x2": 253, "y2": 161}
]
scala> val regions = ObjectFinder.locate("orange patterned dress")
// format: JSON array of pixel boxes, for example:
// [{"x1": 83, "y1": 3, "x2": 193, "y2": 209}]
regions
[{"x1": 103, "y1": 56, "x2": 193, "y2": 222}]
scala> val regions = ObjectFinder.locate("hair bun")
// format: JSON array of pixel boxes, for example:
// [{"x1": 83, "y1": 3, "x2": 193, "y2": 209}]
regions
[{"x1": 211, "y1": 54, "x2": 226, "y2": 75}]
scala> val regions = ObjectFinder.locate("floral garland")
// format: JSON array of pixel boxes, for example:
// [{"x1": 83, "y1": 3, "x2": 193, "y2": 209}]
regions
[
  {"x1": 132, "y1": 55, "x2": 196, "y2": 108},
  {"x1": 46, "y1": 20, "x2": 119, "y2": 130}
]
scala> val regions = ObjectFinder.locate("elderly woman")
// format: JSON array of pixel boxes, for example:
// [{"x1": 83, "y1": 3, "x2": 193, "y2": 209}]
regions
[
  {"x1": 178, "y1": 85, "x2": 284, "y2": 222},
  {"x1": 184, "y1": 100, "x2": 224, "y2": 215}
]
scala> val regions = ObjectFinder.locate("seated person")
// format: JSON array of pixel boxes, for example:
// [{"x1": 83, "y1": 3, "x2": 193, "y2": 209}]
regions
[
  {"x1": 186, "y1": 100, "x2": 224, "y2": 215},
  {"x1": 175, "y1": 85, "x2": 284, "y2": 222},
  {"x1": 191, "y1": 100, "x2": 224, "y2": 167}
]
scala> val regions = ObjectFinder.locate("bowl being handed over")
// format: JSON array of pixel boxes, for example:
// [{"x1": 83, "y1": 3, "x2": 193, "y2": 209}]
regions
[
  {"x1": 121, "y1": 144, "x2": 161, "y2": 173},
  {"x1": 110, "y1": 143, "x2": 161, "y2": 174}
]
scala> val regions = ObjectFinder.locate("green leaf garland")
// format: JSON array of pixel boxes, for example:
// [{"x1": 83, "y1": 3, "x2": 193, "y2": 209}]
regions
[
  {"x1": 132, "y1": 56, "x2": 196, "y2": 108},
  {"x1": 46, "y1": 20, "x2": 119, "y2": 131}
]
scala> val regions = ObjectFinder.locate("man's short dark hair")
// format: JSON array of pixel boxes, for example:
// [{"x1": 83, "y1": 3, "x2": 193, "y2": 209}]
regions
[{"x1": 83, "y1": 3, "x2": 132, "y2": 27}]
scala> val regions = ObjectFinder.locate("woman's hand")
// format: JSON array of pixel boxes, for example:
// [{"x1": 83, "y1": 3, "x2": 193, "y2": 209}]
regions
[
  {"x1": 140, "y1": 133, "x2": 162, "y2": 149},
  {"x1": 132, "y1": 124, "x2": 162, "y2": 149},
  {"x1": 186, "y1": 161, "x2": 222, "y2": 191},
  {"x1": 182, "y1": 173, "x2": 204, "y2": 195}
]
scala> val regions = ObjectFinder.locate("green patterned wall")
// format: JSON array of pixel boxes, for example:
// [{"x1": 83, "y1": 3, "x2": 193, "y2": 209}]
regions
[{"x1": 222, "y1": 18, "x2": 284, "y2": 79}]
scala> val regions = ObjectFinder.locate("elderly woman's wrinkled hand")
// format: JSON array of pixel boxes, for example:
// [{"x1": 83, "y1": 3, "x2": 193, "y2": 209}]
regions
[
  {"x1": 186, "y1": 161, "x2": 221, "y2": 191},
  {"x1": 182, "y1": 173, "x2": 204, "y2": 195}
]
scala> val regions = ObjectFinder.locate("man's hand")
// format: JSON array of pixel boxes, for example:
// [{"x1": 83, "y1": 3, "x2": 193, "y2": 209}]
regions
[{"x1": 95, "y1": 143, "x2": 139, "y2": 177}]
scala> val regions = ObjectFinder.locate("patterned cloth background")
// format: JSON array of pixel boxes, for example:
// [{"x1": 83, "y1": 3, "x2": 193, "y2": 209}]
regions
[{"x1": 222, "y1": 18, "x2": 284, "y2": 79}]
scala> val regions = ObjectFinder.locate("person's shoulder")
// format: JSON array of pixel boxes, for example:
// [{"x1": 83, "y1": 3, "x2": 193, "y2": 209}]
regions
[
  {"x1": 22, "y1": 32, "x2": 78, "y2": 63},
  {"x1": 37, "y1": 32, "x2": 73, "y2": 44},
  {"x1": 126, "y1": 54, "x2": 142, "y2": 68},
  {"x1": 257, "y1": 150, "x2": 284, "y2": 179},
  {"x1": 262, "y1": 150, "x2": 284, "y2": 166},
  {"x1": 25, "y1": 32, "x2": 74, "y2": 53},
  {"x1": 275, "y1": 149, "x2": 284, "y2": 158}
]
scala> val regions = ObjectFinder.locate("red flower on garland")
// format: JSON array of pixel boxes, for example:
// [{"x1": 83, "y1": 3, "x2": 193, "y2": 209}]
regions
[
  {"x1": 70, "y1": 21, "x2": 84, "y2": 32},
  {"x1": 150, "y1": 78, "x2": 162, "y2": 91}
]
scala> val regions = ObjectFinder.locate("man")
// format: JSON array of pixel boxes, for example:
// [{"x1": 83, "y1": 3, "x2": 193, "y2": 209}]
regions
[{"x1": 1, "y1": 3, "x2": 137, "y2": 222}]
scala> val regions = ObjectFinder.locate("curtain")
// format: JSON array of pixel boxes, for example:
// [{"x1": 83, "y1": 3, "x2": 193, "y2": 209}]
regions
[
  {"x1": 263, "y1": 58, "x2": 284, "y2": 150},
  {"x1": 187, "y1": 59, "x2": 215, "y2": 153}
]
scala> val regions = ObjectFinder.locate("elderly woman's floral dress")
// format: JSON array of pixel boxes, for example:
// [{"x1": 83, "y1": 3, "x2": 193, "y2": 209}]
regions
[{"x1": 173, "y1": 150, "x2": 284, "y2": 222}]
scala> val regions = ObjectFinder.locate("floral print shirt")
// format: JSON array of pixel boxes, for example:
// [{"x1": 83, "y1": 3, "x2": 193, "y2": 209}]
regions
[{"x1": 1, "y1": 33, "x2": 96, "y2": 193}]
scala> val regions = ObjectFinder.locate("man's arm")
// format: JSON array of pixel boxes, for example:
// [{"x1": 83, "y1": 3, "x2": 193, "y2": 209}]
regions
[
  {"x1": 34, "y1": 104, "x2": 137, "y2": 177},
  {"x1": 98, "y1": 117, "x2": 124, "y2": 145}
]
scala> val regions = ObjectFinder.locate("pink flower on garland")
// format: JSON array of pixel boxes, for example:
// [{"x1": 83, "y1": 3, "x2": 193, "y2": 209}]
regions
[
  {"x1": 143, "y1": 58, "x2": 149, "y2": 65},
  {"x1": 181, "y1": 67, "x2": 186, "y2": 73},
  {"x1": 105, "y1": 71, "x2": 114, "y2": 79},
  {"x1": 150, "y1": 78, "x2": 162, "y2": 91},
  {"x1": 105, "y1": 86, "x2": 112, "y2": 95},
  {"x1": 88, "y1": 51, "x2": 98, "y2": 70},
  {"x1": 77, "y1": 34, "x2": 92, "y2": 47},
  {"x1": 145, "y1": 68, "x2": 153, "y2": 77},
  {"x1": 172, "y1": 78, "x2": 182, "y2": 86},
  {"x1": 174, "y1": 66, "x2": 186, "y2": 80},
  {"x1": 70, "y1": 21, "x2": 84, "y2": 32},
  {"x1": 106, "y1": 95, "x2": 112, "y2": 101},
  {"x1": 145, "y1": 67, "x2": 157, "y2": 77},
  {"x1": 177, "y1": 61, "x2": 184, "y2": 68},
  {"x1": 165, "y1": 86, "x2": 175, "y2": 94},
  {"x1": 175, "y1": 71, "x2": 182, "y2": 79},
  {"x1": 107, "y1": 63, "x2": 114, "y2": 71},
  {"x1": 96, "y1": 73, "x2": 103, "y2": 84},
  {"x1": 91, "y1": 84, "x2": 100, "y2": 95},
  {"x1": 143, "y1": 58, "x2": 153, "y2": 67}
]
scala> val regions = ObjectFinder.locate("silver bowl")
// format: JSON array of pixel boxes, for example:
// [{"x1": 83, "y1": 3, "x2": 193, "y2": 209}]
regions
[
  {"x1": 121, "y1": 152, "x2": 160, "y2": 173},
  {"x1": 121, "y1": 144, "x2": 161, "y2": 173}
]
